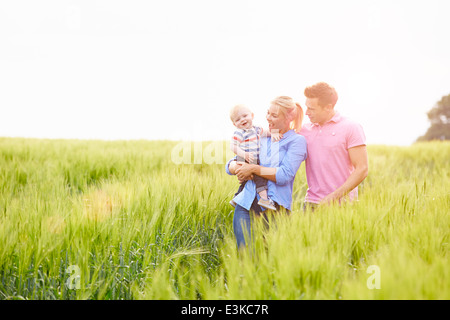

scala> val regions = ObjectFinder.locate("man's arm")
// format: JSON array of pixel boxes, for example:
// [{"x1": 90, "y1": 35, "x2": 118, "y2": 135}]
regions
[{"x1": 321, "y1": 145, "x2": 369, "y2": 204}]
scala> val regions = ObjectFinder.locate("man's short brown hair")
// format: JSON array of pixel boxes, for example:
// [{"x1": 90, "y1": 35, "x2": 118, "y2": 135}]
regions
[{"x1": 304, "y1": 82, "x2": 338, "y2": 108}]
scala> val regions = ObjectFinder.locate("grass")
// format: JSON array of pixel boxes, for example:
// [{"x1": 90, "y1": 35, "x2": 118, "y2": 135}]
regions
[{"x1": 0, "y1": 137, "x2": 448, "y2": 299}]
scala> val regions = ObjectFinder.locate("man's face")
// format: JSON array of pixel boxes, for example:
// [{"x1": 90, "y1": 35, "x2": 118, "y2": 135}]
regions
[{"x1": 305, "y1": 97, "x2": 331, "y2": 125}]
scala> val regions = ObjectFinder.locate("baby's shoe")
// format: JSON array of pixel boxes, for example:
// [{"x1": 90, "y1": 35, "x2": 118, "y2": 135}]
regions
[{"x1": 258, "y1": 197, "x2": 276, "y2": 210}]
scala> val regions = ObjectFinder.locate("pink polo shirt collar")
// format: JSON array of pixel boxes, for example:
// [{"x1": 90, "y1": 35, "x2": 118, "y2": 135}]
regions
[{"x1": 311, "y1": 111, "x2": 342, "y2": 127}]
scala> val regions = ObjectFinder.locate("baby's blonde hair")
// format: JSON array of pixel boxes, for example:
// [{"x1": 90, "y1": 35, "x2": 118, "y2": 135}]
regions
[
  {"x1": 270, "y1": 96, "x2": 304, "y2": 132},
  {"x1": 229, "y1": 104, "x2": 251, "y2": 122}
]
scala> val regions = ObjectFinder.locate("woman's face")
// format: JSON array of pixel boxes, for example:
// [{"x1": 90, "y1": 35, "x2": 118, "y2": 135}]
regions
[{"x1": 266, "y1": 104, "x2": 289, "y2": 133}]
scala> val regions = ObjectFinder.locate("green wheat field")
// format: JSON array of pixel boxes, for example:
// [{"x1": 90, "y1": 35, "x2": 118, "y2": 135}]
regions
[{"x1": 0, "y1": 137, "x2": 448, "y2": 300}]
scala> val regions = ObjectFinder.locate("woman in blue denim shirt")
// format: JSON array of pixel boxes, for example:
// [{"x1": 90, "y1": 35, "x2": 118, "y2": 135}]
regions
[{"x1": 226, "y1": 96, "x2": 307, "y2": 249}]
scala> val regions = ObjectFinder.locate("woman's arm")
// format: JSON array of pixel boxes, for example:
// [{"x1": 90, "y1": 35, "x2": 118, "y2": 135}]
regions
[
  {"x1": 235, "y1": 136, "x2": 307, "y2": 185},
  {"x1": 228, "y1": 160, "x2": 254, "y2": 183},
  {"x1": 235, "y1": 163, "x2": 277, "y2": 182}
]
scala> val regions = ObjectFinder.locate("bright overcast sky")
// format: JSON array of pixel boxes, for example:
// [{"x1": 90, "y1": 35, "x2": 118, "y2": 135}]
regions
[{"x1": 1, "y1": 0, "x2": 449, "y2": 145}]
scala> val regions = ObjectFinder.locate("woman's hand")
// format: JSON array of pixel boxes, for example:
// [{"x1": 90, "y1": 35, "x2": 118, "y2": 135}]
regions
[
  {"x1": 230, "y1": 161, "x2": 251, "y2": 183},
  {"x1": 229, "y1": 161, "x2": 254, "y2": 183},
  {"x1": 235, "y1": 163, "x2": 255, "y2": 183}
]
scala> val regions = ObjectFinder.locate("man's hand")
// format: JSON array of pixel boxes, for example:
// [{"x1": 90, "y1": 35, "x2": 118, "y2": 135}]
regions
[{"x1": 319, "y1": 192, "x2": 339, "y2": 205}]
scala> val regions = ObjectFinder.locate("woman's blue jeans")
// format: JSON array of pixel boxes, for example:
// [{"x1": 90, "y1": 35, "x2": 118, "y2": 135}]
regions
[
  {"x1": 233, "y1": 199, "x2": 285, "y2": 249},
  {"x1": 233, "y1": 204, "x2": 255, "y2": 249},
  {"x1": 233, "y1": 193, "x2": 270, "y2": 249}
]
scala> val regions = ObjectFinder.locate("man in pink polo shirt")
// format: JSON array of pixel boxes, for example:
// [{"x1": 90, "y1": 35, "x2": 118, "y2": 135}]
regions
[{"x1": 299, "y1": 82, "x2": 368, "y2": 209}]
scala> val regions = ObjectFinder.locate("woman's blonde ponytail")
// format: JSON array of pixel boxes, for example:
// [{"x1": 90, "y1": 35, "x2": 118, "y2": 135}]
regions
[
  {"x1": 292, "y1": 102, "x2": 304, "y2": 132},
  {"x1": 271, "y1": 96, "x2": 303, "y2": 132}
]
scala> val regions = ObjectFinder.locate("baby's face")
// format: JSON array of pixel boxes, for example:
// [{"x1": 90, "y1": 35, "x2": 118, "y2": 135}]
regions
[{"x1": 232, "y1": 108, "x2": 254, "y2": 130}]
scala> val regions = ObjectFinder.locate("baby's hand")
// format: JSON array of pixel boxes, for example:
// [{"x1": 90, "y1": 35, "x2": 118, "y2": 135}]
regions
[
  {"x1": 245, "y1": 152, "x2": 255, "y2": 164},
  {"x1": 271, "y1": 132, "x2": 283, "y2": 142}
]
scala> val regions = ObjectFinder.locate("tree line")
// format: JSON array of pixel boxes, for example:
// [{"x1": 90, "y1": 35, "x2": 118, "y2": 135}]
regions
[{"x1": 417, "y1": 92, "x2": 450, "y2": 142}]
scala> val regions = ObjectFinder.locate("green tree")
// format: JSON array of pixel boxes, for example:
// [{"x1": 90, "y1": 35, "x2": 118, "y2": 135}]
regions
[{"x1": 417, "y1": 93, "x2": 450, "y2": 141}]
